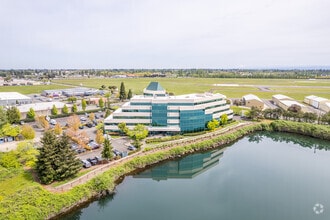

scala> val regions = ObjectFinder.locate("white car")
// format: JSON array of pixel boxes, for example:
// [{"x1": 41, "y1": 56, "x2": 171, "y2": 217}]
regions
[
  {"x1": 50, "y1": 119, "x2": 57, "y2": 125},
  {"x1": 80, "y1": 117, "x2": 87, "y2": 121}
]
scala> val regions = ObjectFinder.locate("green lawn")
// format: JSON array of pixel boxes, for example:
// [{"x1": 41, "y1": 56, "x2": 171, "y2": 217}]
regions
[
  {"x1": 53, "y1": 78, "x2": 330, "y2": 101},
  {"x1": 0, "y1": 84, "x2": 73, "y2": 95}
]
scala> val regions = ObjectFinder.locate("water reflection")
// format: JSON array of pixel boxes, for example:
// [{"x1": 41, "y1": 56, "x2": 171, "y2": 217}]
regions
[
  {"x1": 248, "y1": 132, "x2": 330, "y2": 151},
  {"x1": 134, "y1": 147, "x2": 226, "y2": 181}
]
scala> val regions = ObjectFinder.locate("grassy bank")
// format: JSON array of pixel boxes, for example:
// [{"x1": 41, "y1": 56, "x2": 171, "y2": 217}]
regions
[{"x1": 0, "y1": 121, "x2": 329, "y2": 219}]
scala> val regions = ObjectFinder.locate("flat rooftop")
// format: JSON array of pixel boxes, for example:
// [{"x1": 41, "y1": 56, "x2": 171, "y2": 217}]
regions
[{"x1": 0, "y1": 92, "x2": 31, "y2": 100}]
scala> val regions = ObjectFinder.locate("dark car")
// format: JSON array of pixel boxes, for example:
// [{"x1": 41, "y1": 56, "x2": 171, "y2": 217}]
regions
[
  {"x1": 86, "y1": 122, "x2": 93, "y2": 128},
  {"x1": 95, "y1": 156, "x2": 103, "y2": 163},
  {"x1": 81, "y1": 159, "x2": 91, "y2": 168},
  {"x1": 87, "y1": 158, "x2": 98, "y2": 166},
  {"x1": 88, "y1": 141, "x2": 100, "y2": 150},
  {"x1": 95, "y1": 115, "x2": 100, "y2": 119},
  {"x1": 77, "y1": 148, "x2": 86, "y2": 154},
  {"x1": 127, "y1": 145, "x2": 137, "y2": 151},
  {"x1": 113, "y1": 149, "x2": 121, "y2": 156},
  {"x1": 92, "y1": 120, "x2": 98, "y2": 125}
]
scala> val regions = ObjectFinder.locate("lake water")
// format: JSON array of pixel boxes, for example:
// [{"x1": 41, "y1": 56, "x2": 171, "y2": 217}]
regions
[{"x1": 62, "y1": 132, "x2": 330, "y2": 220}]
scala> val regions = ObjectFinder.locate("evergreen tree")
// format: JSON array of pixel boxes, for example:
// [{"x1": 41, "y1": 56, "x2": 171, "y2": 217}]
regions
[
  {"x1": 72, "y1": 103, "x2": 78, "y2": 113},
  {"x1": 119, "y1": 82, "x2": 126, "y2": 101},
  {"x1": 62, "y1": 104, "x2": 69, "y2": 114},
  {"x1": 102, "y1": 137, "x2": 113, "y2": 161},
  {"x1": 36, "y1": 131, "x2": 57, "y2": 184},
  {"x1": 127, "y1": 89, "x2": 133, "y2": 99},
  {"x1": 81, "y1": 99, "x2": 87, "y2": 111},
  {"x1": 6, "y1": 106, "x2": 21, "y2": 124},
  {"x1": 27, "y1": 107, "x2": 36, "y2": 119},
  {"x1": 53, "y1": 135, "x2": 81, "y2": 180},
  {"x1": 51, "y1": 104, "x2": 58, "y2": 116}
]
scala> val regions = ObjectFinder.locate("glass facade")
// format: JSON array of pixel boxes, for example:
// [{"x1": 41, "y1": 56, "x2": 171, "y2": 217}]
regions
[
  {"x1": 151, "y1": 103, "x2": 168, "y2": 127},
  {"x1": 179, "y1": 109, "x2": 212, "y2": 132}
]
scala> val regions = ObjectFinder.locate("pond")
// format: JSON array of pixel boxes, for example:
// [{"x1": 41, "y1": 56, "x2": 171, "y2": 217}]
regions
[{"x1": 62, "y1": 132, "x2": 330, "y2": 220}]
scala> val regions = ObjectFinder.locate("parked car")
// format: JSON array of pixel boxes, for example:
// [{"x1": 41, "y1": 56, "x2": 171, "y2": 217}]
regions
[
  {"x1": 76, "y1": 148, "x2": 86, "y2": 154},
  {"x1": 95, "y1": 115, "x2": 100, "y2": 119},
  {"x1": 88, "y1": 141, "x2": 100, "y2": 150},
  {"x1": 79, "y1": 124, "x2": 84, "y2": 129},
  {"x1": 81, "y1": 159, "x2": 91, "y2": 168},
  {"x1": 50, "y1": 119, "x2": 57, "y2": 125},
  {"x1": 113, "y1": 149, "x2": 121, "y2": 156},
  {"x1": 87, "y1": 158, "x2": 98, "y2": 166},
  {"x1": 127, "y1": 145, "x2": 137, "y2": 151},
  {"x1": 80, "y1": 117, "x2": 87, "y2": 121},
  {"x1": 95, "y1": 156, "x2": 103, "y2": 163},
  {"x1": 86, "y1": 122, "x2": 93, "y2": 128}
]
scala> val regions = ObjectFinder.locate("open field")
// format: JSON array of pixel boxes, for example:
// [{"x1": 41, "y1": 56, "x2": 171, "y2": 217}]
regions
[
  {"x1": 52, "y1": 78, "x2": 330, "y2": 101},
  {"x1": 0, "y1": 84, "x2": 73, "y2": 94}
]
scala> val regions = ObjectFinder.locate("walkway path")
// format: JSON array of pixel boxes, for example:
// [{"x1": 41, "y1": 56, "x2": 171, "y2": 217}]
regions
[{"x1": 51, "y1": 122, "x2": 253, "y2": 192}]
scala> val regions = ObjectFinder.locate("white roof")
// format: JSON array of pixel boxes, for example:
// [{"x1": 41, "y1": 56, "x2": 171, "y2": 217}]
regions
[
  {"x1": 272, "y1": 94, "x2": 293, "y2": 100},
  {"x1": 280, "y1": 100, "x2": 305, "y2": 107},
  {"x1": 305, "y1": 95, "x2": 328, "y2": 102},
  {"x1": 132, "y1": 92, "x2": 226, "y2": 102},
  {"x1": 242, "y1": 94, "x2": 263, "y2": 102},
  {"x1": 0, "y1": 92, "x2": 31, "y2": 100},
  {"x1": 17, "y1": 102, "x2": 70, "y2": 113}
]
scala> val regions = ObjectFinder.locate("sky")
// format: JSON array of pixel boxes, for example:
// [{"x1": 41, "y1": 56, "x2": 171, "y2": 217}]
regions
[{"x1": 0, "y1": 0, "x2": 329, "y2": 69}]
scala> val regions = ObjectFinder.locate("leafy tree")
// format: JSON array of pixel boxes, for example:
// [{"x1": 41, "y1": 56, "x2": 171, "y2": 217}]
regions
[
  {"x1": 102, "y1": 137, "x2": 113, "y2": 161},
  {"x1": 98, "y1": 98, "x2": 104, "y2": 108},
  {"x1": 62, "y1": 104, "x2": 69, "y2": 114},
  {"x1": 51, "y1": 104, "x2": 58, "y2": 116},
  {"x1": 96, "y1": 129, "x2": 105, "y2": 145},
  {"x1": 1, "y1": 123, "x2": 20, "y2": 137},
  {"x1": 68, "y1": 96, "x2": 77, "y2": 103},
  {"x1": 119, "y1": 82, "x2": 126, "y2": 101},
  {"x1": 81, "y1": 99, "x2": 87, "y2": 111},
  {"x1": 105, "y1": 109, "x2": 111, "y2": 118},
  {"x1": 72, "y1": 103, "x2": 78, "y2": 113},
  {"x1": 128, "y1": 124, "x2": 148, "y2": 148},
  {"x1": 16, "y1": 141, "x2": 39, "y2": 167},
  {"x1": 89, "y1": 112, "x2": 95, "y2": 121},
  {"x1": 118, "y1": 122, "x2": 129, "y2": 134},
  {"x1": 127, "y1": 89, "x2": 133, "y2": 100},
  {"x1": 288, "y1": 104, "x2": 302, "y2": 113},
  {"x1": 247, "y1": 106, "x2": 262, "y2": 121},
  {"x1": 6, "y1": 106, "x2": 21, "y2": 124},
  {"x1": 21, "y1": 124, "x2": 35, "y2": 139},
  {"x1": 35, "y1": 115, "x2": 49, "y2": 130},
  {"x1": 0, "y1": 151, "x2": 21, "y2": 168},
  {"x1": 67, "y1": 115, "x2": 80, "y2": 131},
  {"x1": 220, "y1": 114, "x2": 228, "y2": 125},
  {"x1": 0, "y1": 106, "x2": 8, "y2": 128},
  {"x1": 207, "y1": 119, "x2": 219, "y2": 131},
  {"x1": 105, "y1": 92, "x2": 111, "y2": 109},
  {"x1": 27, "y1": 107, "x2": 36, "y2": 119},
  {"x1": 100, "y1": 85, "x2": 106, "y2": 90},
  {"x1": 54, "y1": 123, "x2": 63, "y2": 135}
]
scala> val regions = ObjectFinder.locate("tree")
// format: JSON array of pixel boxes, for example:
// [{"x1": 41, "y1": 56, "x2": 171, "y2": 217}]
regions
[
  {"x1": 207, "y1": 119, "x2": 219, "y2": 131},
  {"x1": 102, "y1": 137, "x2": 113, "y2": 161},
  {"x1": 27, "y1": 107, "x2": 36, "y2": 119},
  {"x1": 16, "y1": 141, "x2": 39, "y2": 167},
  {"x1": 36, "y1": 131, "x2": 57, "y2": 184},
  {"x1": 128, "y1": 124, "x2": 148, "y2": 148},
  {"x1": 62, "y1": 104, "x2": 69, "y2": 114},
  {"x1": 220, "y1": 114, "x2": 228, "y2": 125},
  {"x1": 96, "y1": 129, "x2": 105, "y2": 145},
  {"x1": 127, "y1": 89, "x2": 133, "y2": 100},
  {"x1": 51, "y1": 104, "x2": 58, "y2": 116},
  {"x1": 0, "y1": 151, "x2": 21, "y2": 168},
  {"x1": 119, "y1": 82, "x2": 126, "y2": 101},
  {"x1": 0, "y1": 106, "x2": 8, "y2": 128},
  {"x1": 68, "y1": 96, "x2": 77, "y2": 103},
  {"x1": 81, "y1": 99, "x2": 87, "y2": 111},
  {"x1": 1, "y1": 123, "x2": 20, "y2": 137},
  {"x1": 288, "y1": 104, "x2": 301, "y2": 113},
  {"x1": 21, "y1": 124, "x2": 35, "y2": 139},
  {"x1": 67, "y1": 115, "x2": 80, "y2": 131},
  {"x1": 105, "y1": 92, "x2": 111, "y2": 109},
  {"x1": 72, "y1": 103, "x2": 78, "y2": 113},
  {"x1": 89, "y1": 112, "x2": 95, "y2": 121},
  {"x1": 247, "y1": 106, "x2": 262, "y2": 121},
  {"x1": 118, "y1": 122, "x2": 128, "y2": 134},
  {"x1": 54, "y1": 123, "x2": 63, "y2": 135},
  {"x1": 35, "y1": 115, "x2": 49, "y2": 130},
  {"x1": 6, "y1": 106, "x2": 21, "y2": 124},
  {"x1": 36, "y1": 131, "x2": 81, "y2": 184},
  {"x1": 98, "y1": 98, "x2": 104, "y2": 108},
  {"x1": 105, "y1": 109, "x2": 111, "y2": 118}
]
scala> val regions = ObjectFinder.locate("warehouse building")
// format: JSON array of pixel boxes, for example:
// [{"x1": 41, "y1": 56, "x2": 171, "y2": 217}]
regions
[
  {"x1": 272, "y1": 94, "x2": 293, "y2": 106},
  {"x1": 0, "y1": 92, "x2": 32, "y2": 106},
  {"x1": 42, "y1": 87, "x2": 103, "y2": 97},
  {"x1": 242, "y1": 94, "x2": 265, "y2": 110},
  {"x1": 105, "y1": 82, "x2": 233, "y2": 134},
  {"x1": 304, "y1": 95, "x2": 330, "y2": 112},
  {"x1": 17, "y1": 102, "x2": 71, "y2": 119}
]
